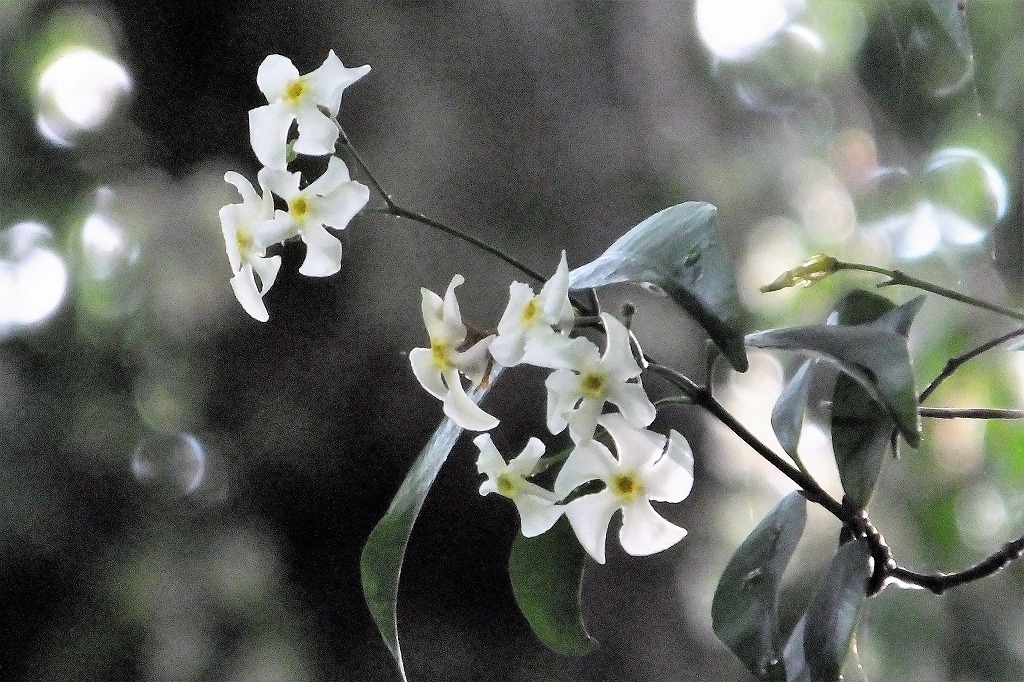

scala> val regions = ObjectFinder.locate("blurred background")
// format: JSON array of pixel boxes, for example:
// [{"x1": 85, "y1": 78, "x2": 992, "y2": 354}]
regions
[{"x1": 3, "y1": 0, "x2": 1024, "y2": 679}]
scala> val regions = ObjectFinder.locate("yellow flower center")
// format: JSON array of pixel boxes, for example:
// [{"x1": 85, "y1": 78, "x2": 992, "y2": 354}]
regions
[
  {"x1": 520, "y1": 297, "x2": 541, "y2": 325},
  {"x1": 580, "y1": 371, "x2": 607, "y2": 399},
  {"x1": 496, "y1": 473, "x2": 519, "y2": 498},
  {"x1": 431, "y1": 340, "x2": 455, "y2": 370},
  {"x1": 610, "y1": 472, "x2": 642, "y2": 502},
  {"x1": 290, "y1": 195, "x2": 310, "y2": 222},
  {"x1": 235, "y1": 228, "x2": 253, "y2": 254},
  {"x1": 284, "y1": 79, "x2": 306, "y2": 104}
]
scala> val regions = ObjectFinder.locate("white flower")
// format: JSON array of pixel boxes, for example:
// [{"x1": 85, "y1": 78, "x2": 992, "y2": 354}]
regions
[
  {"x1": 409, "y1": 274, "x2": 499, "y2": 431},
  {"x1": 219, "y1": 170, "x2": 293, "y2": 321},
  {"x1": 249, "y1": 51, "x2": 371, "y2": 169},
  {"x1": 489, "y1": 250, "x2": 576, "y2": 368},
  {"x1": 544, "y1": 312, "x2": 655, "y2": 443},
  {"x1": 262, "y1": 156, "x2": 370, "y2": 277},
  {"x1": 554, "y1": 413, "x2": 693, "y2": 564},
  {"x1": 474, "y1": 434, "x2": 563, "y2": 537}
]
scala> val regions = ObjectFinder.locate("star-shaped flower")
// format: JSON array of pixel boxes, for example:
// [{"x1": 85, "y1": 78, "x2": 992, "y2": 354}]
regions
[
  {"x1": 474, "y1": 434, "x2": 563, "y2": 537},
  {"x1": 219, "y1": 170, "x2": 293, "y2": 321},
  {"x1": 409, "y1": 274, "x2": 499, "y2": 431},
  {"x1": 544, "y1": 312, "x2": 656, "y2": 443},
  {"x1": 261, "y1": 156, "x2": 370, "y2": 277},
  {"x1": 489, "y1": 250, "x2": 576, "y2": 368},
  {"x1": 249, "y1": 51, "x2": 371, "y2": 169},
  {"x1": 554, "y1": 413, "x2": 693, "y2": 564}
]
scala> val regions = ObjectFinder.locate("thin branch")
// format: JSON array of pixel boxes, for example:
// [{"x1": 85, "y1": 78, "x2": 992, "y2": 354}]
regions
[
  {"x1": 835, "y1": 261, "x2": 1024, "y2": 323},
  {"x1": 888, "y1": 533, "x2": 1024, "y2": 595},
  {"x1": 336, "y1": 125, "x2": 599, "y2": 316},
  {"x1": 647, "y1": 362, "x2": 850, "y2": 522},
  {"x1": 920, "y1": 407, "x2": 1024, "y2": 420},
  {"x1": 919, "y1": 327, "x2": 1024, "y2": 403}
]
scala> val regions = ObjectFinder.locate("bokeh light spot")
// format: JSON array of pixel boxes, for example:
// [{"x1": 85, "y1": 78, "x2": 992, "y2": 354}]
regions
[
  {"x1": 0, "y1": 222, "x2": 68, "y2": 335},
  {"x1": 36, "y1": 47, "x2": 131, "y2": 146},
  {"x1": 131, "y1": 432, "x2": 207, "y2": 501},
  {"x1": 696, "y1": 0, "x2": 804, "y2": 60}
]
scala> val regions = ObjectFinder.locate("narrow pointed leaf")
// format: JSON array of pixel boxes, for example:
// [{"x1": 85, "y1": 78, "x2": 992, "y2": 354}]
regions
[
  {"x1": 771, "y1": 360, "x2": 815, "y2": 461},
  {"x1": 713, "y1": 492, "x2": 807, "y2": 680},
  {"x1": 783, "y1": 615, "x2": 809, "y2": 682},
  {"x1": 831, "y1": 374, "x2": 893, "y2": 509},
  {"x1": 361, "y1": 373, "x2": 500, "y2": 681},
  {"x1": 746, "y1": 326, "x2": 920, "y2": 447},
  {"x1": 509, "y1": 517, "x2": 598, "y2": 656},
  {"x1": 803, "y1": 540, "x2": 871, "y2": 682},
  {"x1": 568, "y1": 202, "x2": 748, "y2": 371},
  {"x1": 830, "y1": 293, "x2": 924, "y2": 508}
]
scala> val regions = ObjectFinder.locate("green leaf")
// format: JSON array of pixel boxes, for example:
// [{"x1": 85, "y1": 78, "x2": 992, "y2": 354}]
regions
[
  {"x1": 746, "y1": 325, "x2": 920, "y2": 447},
  {"x1": 568, "y1": 202, "x2": 748, "y2": 372},
  {"x1": 830, "y1": 293, "x2": 924, "y2": 508},
  {"x1": 713, "y1": 492, "x2": 807, "y2": 681},
  {"x1": 771, "y1": 360, "x2": 814, "y2": 461},
  {"x1": 360, "y1": 375, "x2": 500, "y2": 682},
  {"x1": 802, "y1": 540, "x2": 871, "y2": 682},
  {"x1": 508, "y1": 517, "x2": 598, "y2": 656},
  {"x1": 831, "y1": 374, "x2": 893, "y2": 510},
  {"x1": 927, "y1": 0, "x2": 972, "y2": 56},
  {"x1": 782, "y1": 616, "x2": 809, "y2": 682},
  {"x1": 831, "y1": 289, "x2": 895, "y2": 326}
]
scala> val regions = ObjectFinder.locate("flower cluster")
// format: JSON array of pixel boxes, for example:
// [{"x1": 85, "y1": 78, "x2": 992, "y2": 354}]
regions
[
  {"x1": 411, "y1": 254, "x2": 694, "y2": 563},
  {"x1": 219, "y1": 51, "x2": 372, "y2": 321}
]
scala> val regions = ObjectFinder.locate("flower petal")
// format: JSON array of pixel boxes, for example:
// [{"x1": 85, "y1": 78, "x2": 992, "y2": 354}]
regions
[
  {"x1": 473, "y1": 433, "x2": 506, "y2": 480},
  {"x1": 293, "y1": 107, "x2": 340, "y2": 157},
  {"x1": 564, "y1": 491, "x2": 619, "y2": 564},
  {"x1": 539, "y1": 250, "x2": 574, "y2": 330},
  {"x1": 306, "y1": 155, "x2": 352, "y2": 194},
  {"x1": 256, "y1": 54, "x2": 300, "y2": 103},
  {"x1": 507, "y1": 437, "x2": 545, "y2": 476},
  {"x1": 644, "y1": 432, "x2": 694, "y2": 503},
  {"x1": 250, "y1": 254, "x2": 281, "y2": 294},
  {"x1": 618, "y1": 500, "x2": 687, "y2": 556},
  {"x1": 514, "y1": 495, "x2": 564, "y2": 538},
  {"x1": 315, "y1": 181, "x2": 370, "y2": 231},
  {"x1": 566, "y1": 397, "x2": 604, "y2": 443},
  {"x1": 606, "y1": 381, "x2": 656, "y2": 430},
  {"x1": 600, "y1": 312, "x2": 642, "y2": 381},
  {"x1": 229, "y1": 266, "x2": 270, "y2": 321},
  {"x1": 410, "y1": 347, "x2": 446, "y2": 399},
  {"x1": 304, "y1": 51, "x2": 371, "y2": 115},
  {"x1": 297, "y1": 224, "x2": 343, "y2": 277},
  {"x1": 248, "y1": 103, "x2": 295, "y2": 169},
  {"x1": 554, "y1": 440, "x2": 614, "y2": 497},
  {"x1": 441, "y1": 369, "x2": 499, "y2": 431}
]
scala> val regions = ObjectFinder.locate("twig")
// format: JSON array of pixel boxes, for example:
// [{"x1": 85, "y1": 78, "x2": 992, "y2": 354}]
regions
[{"x1": 919, "y1": 327, "x2": 1024, "y2": 404}]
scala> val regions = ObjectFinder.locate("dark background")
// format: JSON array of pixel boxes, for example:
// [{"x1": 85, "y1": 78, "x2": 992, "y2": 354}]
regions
[{"x1": 3, "y1": 1, "x2": 1024, "y2": 680}]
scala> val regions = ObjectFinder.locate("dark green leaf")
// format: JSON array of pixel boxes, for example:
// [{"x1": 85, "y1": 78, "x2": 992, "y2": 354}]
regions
[
  {"x1": 771, "y1": 360, "x2": 814, "y2": 461},
  {"x1": 831, "y1": 374, "x2": 893, "y2": 509},
  {"x1": 783, "y1": 616, "x2": 809, "y2": 682},
  {"x1": 927, "y1": 0, "x2": 972, "y2": 56},
  {"x1": 831, "y1": 289, "x2": 895, "y2": 326},
  {"x1": 509, "y1": 517, "x2": 598, "y2": 656},
  {"x1": 713, "y1": 492, "x2": 807, "y2": 681},
  {"x1": 803, "y1": 540, "x2": 871, "y2": 682},
  {"x1": 360, "y1": 375, "x2": 500, "y2": 682},
  {"x1": 746, "y1": 325, "x2": 920, "y2": 447},
  {"x1": 568, "y1": 202, "x2": 748, "y2": 371},
  {"x1": 830, "y1": 293, "x2": 924, "y2": 508},
  {"x1": 832, "y1": 290, "x2": 925, "y2": 337}
]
